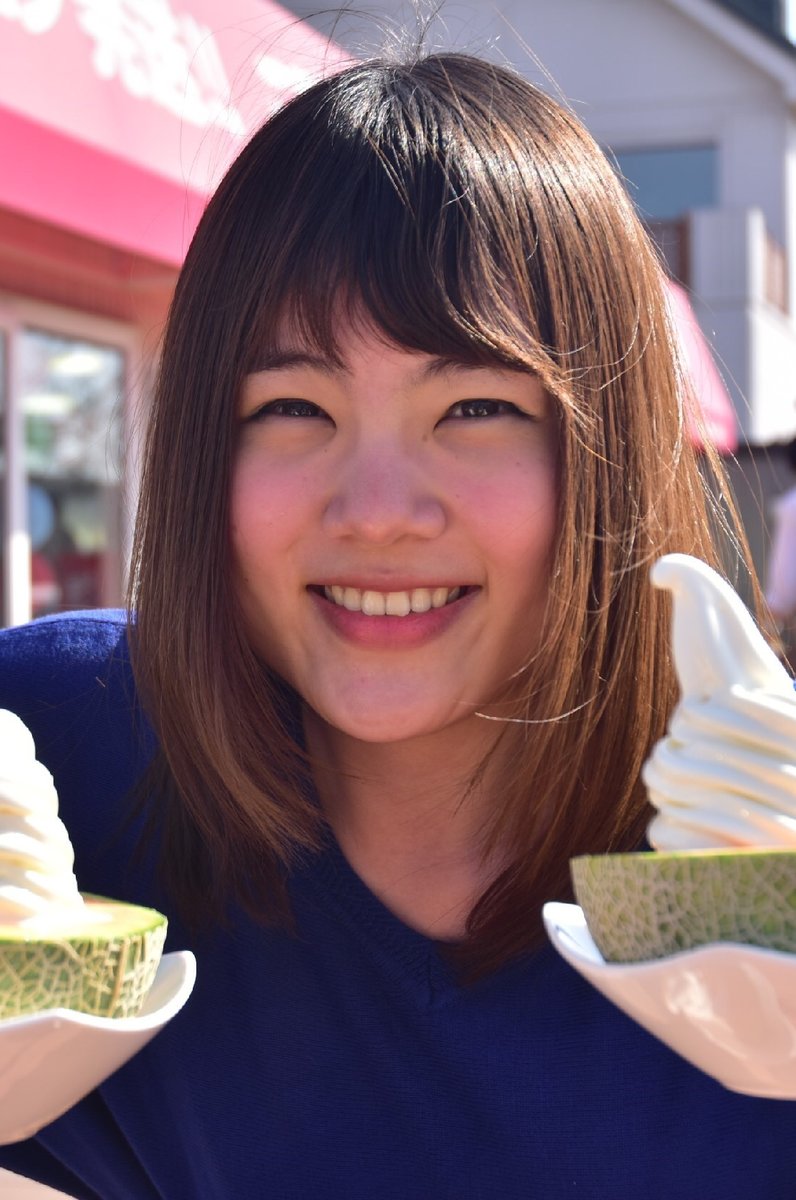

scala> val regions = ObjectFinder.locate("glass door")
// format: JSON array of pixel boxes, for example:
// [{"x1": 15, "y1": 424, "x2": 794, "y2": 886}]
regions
[
  {"x1": 21, "y1": 329, "x2": 125, "y2": 618},
  {"x1": 1, "y1": 300, "x2": 136, "y2": 627}
]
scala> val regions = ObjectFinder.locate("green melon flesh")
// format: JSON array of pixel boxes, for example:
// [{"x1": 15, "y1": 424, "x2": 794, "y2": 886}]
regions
[
  {"x1": 0, "y1": 895, "x2": 167, "y2": 1019},
  {"x1": 570, "y1": 850, "x2": 796, "y2": 962}
]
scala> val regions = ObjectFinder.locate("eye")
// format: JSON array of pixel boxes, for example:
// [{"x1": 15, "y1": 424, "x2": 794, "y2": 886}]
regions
[
  {"x1": 246, "y1": 399, "x2": 329, "y2": 422},
  {"x1": 443, "y1": 399, "x2": 528, "y2": 421}
]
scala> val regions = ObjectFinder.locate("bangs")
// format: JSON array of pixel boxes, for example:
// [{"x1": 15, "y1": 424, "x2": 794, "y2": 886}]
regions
[
  {"x1": 183, "y1": 51, "x2": 661, "y2": 432},
  {"x1": 236, "y1": 59, "x2": 559, "y2": 375}
]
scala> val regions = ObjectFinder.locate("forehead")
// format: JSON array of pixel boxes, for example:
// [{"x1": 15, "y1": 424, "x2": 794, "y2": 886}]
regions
[
  {"x1": 248, "y1": 333, "x2": 541, "y2": 396},
  {"x1": 250, "y1": 310, "x2": 533, "y2": 381}
]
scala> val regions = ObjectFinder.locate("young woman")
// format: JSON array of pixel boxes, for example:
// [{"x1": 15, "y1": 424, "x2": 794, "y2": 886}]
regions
[{"x1": 0, "y1": 51, "x2": 793, "y2": 1199}]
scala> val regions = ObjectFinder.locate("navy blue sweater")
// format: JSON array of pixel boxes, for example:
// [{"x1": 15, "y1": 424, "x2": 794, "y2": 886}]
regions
[{"x1": 0, "y1": 612, "x2": 794, "y2": 1199}]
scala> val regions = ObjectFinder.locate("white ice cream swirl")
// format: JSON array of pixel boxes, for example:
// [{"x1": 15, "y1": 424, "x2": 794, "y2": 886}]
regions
[
  {"x1": 0, "y1": 709, "x2": 84, "y2": 923},
  {"x1": 643, "y1": 554, "x2": 796, "y2": 851}
]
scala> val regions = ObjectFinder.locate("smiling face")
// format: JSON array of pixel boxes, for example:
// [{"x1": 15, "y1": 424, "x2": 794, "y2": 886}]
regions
[{"x1": 231, "y1": 323, "x2": 558, "y2": 749}]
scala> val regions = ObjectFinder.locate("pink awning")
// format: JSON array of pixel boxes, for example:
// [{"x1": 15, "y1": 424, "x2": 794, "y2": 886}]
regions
[
  {"x1": 665, "y1": 279, "x2": 738, "y2": 455},
  {"x1": 0, "y1": 0, "x2": 349, "y2": 265}
]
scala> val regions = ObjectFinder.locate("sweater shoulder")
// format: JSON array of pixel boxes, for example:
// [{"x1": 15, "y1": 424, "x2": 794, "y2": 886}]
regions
[
  {"x1": 0, "y1": 610, "x2": 147, "y2": 785},
  {"x1": 0, "y1": 610, "x2": 131, "y2": 711},
  {"x1": 0, "y1": 611, "x2": 156, "y2": 901},
  {"x1": 0, "y1": 608, "x2": 129, "y2": 664}
]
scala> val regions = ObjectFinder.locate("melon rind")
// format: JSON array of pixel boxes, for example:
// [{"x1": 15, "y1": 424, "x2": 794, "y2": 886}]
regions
[
  {"x1": 0, "y1": 896, "x2": 167, "y2": 1019},
  {"x1": 570, "y1": 850, "x2": 796, "y2": 963}
]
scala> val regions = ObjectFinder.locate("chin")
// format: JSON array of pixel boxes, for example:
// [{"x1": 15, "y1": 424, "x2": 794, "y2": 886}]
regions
[
  {"x1": 327, "y1": 716, "x2": 430, "y2": 744},
  {"x1": 311, "y1": 697, "x2": 458, "y2": 745}
]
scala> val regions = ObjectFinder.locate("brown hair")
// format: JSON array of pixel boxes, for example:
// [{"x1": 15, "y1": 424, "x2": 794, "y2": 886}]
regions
[{"x1": 129, "y1": 52, "x2": 751, "y2": 975}]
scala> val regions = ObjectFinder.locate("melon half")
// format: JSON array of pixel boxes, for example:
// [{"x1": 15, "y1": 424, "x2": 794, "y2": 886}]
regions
[
  {"x1": 570, "y1": 849, "x2": 796, "y2": 963},
  {"x1": 0, "y1": 896, "x2": 167, "y2": 1019}
]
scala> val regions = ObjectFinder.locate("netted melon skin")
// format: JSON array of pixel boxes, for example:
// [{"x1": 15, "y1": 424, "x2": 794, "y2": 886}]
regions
[
  {"x1": 0, "y1": 899, "x2": 167, "y2": 1019},
  {"x1": 570, "y1": 850, "x2": 796, "y2": 963}
]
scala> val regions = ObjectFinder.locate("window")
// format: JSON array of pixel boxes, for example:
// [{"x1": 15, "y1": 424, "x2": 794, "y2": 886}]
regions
[
  {"x1": 612, "y1": 145, "x2": 718, "y2": 284},
  {"x1": 613, "y1": 145, "x2": 718, "y2": 221},
  {"x1": 21, "y1": 330, "x2": 125, "y2": 617}
]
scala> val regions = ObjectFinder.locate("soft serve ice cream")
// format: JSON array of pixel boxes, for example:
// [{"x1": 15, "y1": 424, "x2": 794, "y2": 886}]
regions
[
  {"x1": 642, "y1": 554, "x2": 796, "y2": 851},
  {"x1": 570, "y1": 554, "x2": 796, "y2": 961},
  {"x1": 0, "y1": 708, "x2": 167, "y2": 1018},
  {"x1": 0, "y1": 709, "x2": 84, "y2": 926}
]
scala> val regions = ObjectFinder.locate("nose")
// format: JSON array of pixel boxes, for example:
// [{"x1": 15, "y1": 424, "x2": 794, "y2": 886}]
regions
[{"x1": 322, "y1": 440, "x2": 446, "y2": 545}]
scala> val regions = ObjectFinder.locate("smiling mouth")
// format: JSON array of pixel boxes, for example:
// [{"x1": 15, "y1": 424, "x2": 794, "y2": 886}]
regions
[{"x1": 316, "y1": 585, "x2": 466, "y2": 616}]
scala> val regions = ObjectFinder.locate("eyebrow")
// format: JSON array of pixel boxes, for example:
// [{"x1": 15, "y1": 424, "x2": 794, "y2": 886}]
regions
[
  {"x1": 250, "y1": 350, "x2": 340, "y2": 374},
  {"x1": 248, "y1": 350, "x2": 525, "y2": 382}
]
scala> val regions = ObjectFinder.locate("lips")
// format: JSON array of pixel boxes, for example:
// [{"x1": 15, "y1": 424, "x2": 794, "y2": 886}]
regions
[
  {"x1": 308, "y1": 583, "x2": 475, "y2": 648},
  {"x1": 320, "y1": 585, "x2": 463, "y2": 617}
]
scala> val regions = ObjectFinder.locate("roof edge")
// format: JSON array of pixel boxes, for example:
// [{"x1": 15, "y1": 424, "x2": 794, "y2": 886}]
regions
[{"x1": 662, "y1": 0, "x2": 796, "y2": 99}]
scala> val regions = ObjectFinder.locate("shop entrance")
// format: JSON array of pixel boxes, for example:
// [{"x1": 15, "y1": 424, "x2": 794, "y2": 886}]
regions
[{"x1": 1, "y1": 300, "x2": 136, "y2": 627}]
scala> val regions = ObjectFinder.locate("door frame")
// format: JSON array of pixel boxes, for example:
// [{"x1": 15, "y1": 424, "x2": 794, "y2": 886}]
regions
[{"x1": 0, "y1": 293, "x2": 144, "y2": 627}]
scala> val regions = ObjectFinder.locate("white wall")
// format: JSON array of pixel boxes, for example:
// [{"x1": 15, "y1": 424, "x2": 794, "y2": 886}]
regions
[{"x1": 688, "y1": 206, "x2": 796, "y2": 441}]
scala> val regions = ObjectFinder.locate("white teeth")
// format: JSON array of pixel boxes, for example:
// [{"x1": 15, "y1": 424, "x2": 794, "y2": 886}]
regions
[
  {"x1": 362, "y1": 590, "x2": 386, "y2": 616},
  {"x1": 385, "y1": 591, "x2": 411, "y2": 617},
  {"x1": 322, "y1": 585, "x2": 463, "y2": 616}
]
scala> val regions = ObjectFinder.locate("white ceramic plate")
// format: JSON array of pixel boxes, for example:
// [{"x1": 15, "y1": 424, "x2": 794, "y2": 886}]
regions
[
  {"x1": 543, "y1": 902, "x2": 796, "y2": 1098},
  {"x1": 0, "y1": 950, "x2": 196, "y2": 1145}
]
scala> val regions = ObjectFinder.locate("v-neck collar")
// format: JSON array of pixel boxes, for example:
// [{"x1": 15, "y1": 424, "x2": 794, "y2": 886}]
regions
[{"x1": 295, "y1": 831, "x2": 463, "y2": 1007}]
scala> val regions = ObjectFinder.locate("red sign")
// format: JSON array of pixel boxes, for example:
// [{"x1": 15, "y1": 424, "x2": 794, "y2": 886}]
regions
[{"x1": 0, "y1": 0, "x2": 349, "y2": 263}]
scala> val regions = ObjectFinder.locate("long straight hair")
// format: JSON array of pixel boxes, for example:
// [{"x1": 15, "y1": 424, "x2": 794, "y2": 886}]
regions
[{"x1": 129, "y1": 53, "x2": 751, "y2": 975}]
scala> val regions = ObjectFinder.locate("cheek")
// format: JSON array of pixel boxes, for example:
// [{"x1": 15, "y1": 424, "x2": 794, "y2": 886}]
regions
[
  {"x1": 230, "y1": 459, "x2": 303, "y2": 573},
  {"x1": 471, "y1": 456, "x2": 558, "y2": 576},
  {"x1": 229, "y1": 475, "x2": 261, "y2": 584},
  {"x1": 476, "y1": 471, "x2": 557, "y2": 666},
  {"x1": 229, "y1": 471, "x2": 293, "y2": 665},
  {"x1": 228, "y1": 466, "x2": 292, "y2": 615}
]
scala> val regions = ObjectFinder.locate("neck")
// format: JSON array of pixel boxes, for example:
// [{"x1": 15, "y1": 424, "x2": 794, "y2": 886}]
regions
[{"x1": 304, "y1": 710, "x2": 511, "y2": 940}]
